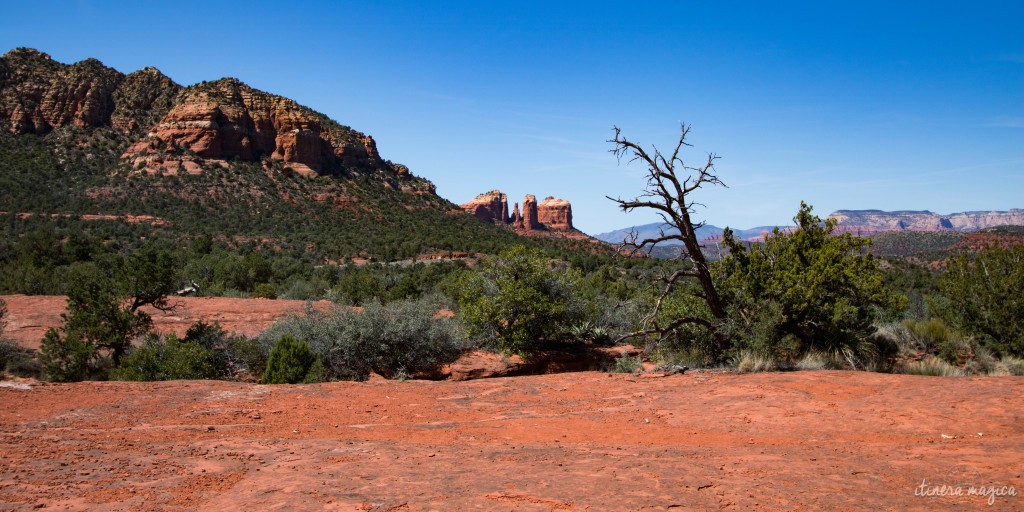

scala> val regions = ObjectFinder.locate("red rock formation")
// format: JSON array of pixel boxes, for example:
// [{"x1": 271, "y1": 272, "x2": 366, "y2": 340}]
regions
[
  {"x1": 461, "y1": 190, "x2": 575, "y2": 233},
  {"x1": 1, "y1": 49, "x2": 123, "y2": 133},
  {"x1": 522, "y1": 194, "x2": 541, "y2": 231},
  {"x1": 460, "y1": 190, "x2": 508, "y2": 224},
  {"x1": 538, "y1": 196, "x2": 573, "y2": 231},
  {"x1": 1, "y1": 48, "x2": 420, "y2": 185},
  {"x1": 121, "y1": 78, "x2": 390, "y2": 177}
]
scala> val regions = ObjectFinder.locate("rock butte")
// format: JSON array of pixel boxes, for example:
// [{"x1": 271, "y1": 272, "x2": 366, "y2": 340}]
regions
[{"x1": 460, "y1": 189, "x2": 575, "y2": 234}]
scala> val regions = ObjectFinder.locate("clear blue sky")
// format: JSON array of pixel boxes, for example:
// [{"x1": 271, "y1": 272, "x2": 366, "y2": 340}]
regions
[{"x1": 2, "y1": 1, "x2": 1022, "y2": 234}]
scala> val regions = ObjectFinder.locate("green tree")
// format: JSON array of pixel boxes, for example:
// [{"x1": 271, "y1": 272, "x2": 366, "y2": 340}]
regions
[
  {"x1": 717, "y1": 202, "x2": 904, "y2": 361},
  {"x1": 262, "y1": 334, "x2": 321, "y2": 384},
  {"x1": 448, "y1": 245, "x2": 589, "y2": 354},
  {"x1": 931, "y1": 245, "x2": 1024, "y2": 357},
  {"x1": 38, "y1": 244, "x2": 180, "y2": 380}
]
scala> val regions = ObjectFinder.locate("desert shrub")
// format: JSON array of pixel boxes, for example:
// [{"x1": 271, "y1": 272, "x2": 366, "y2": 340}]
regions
[
  {"x1": 110, "y1": 332, "x2": 220, "y2": 381},
  {"x1": 446, "y1": 245, "x2": 590, "y2": 355},
  {"x1": 931, "y1": 245, "x2": 1024, "y2": 358},
  {"x1": 0, "y1": 339, "x2": 40, "y2": 377},
  {"x1": 901, "y1": 357, "x2": 964, "y2": 377},
  {"x1": 262, "y1": 334, "x2": 321, "y2": 384},
  {"x1": 39, "y1": 328, "x2": 105, "y2": 382},
  {"x1": 963, "y1": 346, "x2": 999, "y2": 376},
  {"x1": 637, "y1": 286, "x2": 720, "y2": 365},
  {"x1": 224, "y1": 335, "x2": 268, "y2": 378},
  {"x1": 795, "y1": 350, "x2": 838, "y2": 371},
  {"x1": 252, "y1": 283, "x2": 278, "y2": 299},
  {"x1": 611, "y1": 354, "x2": 642, "y2": 373},
  {"x1": 717, "y1": 203, "x2": 906, "y2": 362},
  {"x1": 902, "y1": 318, "x2": 960, "y2": 355},
  {"x1": 997, "y1": 356, "x2": 1024, "y2": 376},
  {"x1": 732, "y1": 350, "x2": 778, "y2": 373},
  {"x1": 259, "y1": 296, "x2": 464, "y2": 380}
]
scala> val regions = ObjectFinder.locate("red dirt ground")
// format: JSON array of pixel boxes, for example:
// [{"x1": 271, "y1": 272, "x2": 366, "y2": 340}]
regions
[
  {"x1": 1, "y1": 371, "x2": 1021, "y2": 511},
  {"x1": 1, "y1": 295, "x2": 332, "y2": 350}
]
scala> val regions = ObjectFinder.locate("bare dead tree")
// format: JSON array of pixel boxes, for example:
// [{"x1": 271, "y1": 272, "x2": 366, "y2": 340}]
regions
[{"x1": 607, "y1": 124, "x2": 728, "y2": 344}]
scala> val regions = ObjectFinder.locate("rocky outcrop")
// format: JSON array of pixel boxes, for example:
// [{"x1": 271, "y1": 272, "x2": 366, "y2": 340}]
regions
[
  {"x1": 122, "y1": 78, "x2": 391, "y2": 177},
  {"x1": 829, "y1": 209, "x2": 1024, "y2": 233},
  {"x1": 521, "y1": 194, "x2": 541, "y2": 231},
  {"x1": 461, "y1": 190, "x2": 508, "y2": 224},
  {"x1": 460, "y1": 190, "x2": 573, "y2": 232},
  {"x1": 1, "y1": 48, "x2": 124, "y2": 133},
  {"x1": 0, "y1": 47, "x2": 424, "y2": 188},
  {"x1": 538, "y1": 196, "x2": 572, "y2": 231},
  {"x1": 110, "y1": 67, "x2": 182, "y2": 134}
]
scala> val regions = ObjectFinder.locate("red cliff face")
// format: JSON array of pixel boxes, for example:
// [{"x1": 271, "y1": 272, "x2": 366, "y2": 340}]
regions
[
  {"x1": 460, "y1": 190, "x2": 573, "y2": 233},
  {"x1": 122, "y1": 78, "x2": 388, "y2": 177}
]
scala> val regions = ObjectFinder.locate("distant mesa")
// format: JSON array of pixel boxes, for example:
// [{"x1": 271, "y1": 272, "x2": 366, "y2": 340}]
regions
[
  {"x1": 828, "y1": 209, "x2": 1024, "y2": 234},
  {"x1": 461, "y1": 190, "x2": 574, "y2": 233}
]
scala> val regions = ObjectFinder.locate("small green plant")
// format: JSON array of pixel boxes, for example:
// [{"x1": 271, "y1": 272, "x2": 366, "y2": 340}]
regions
[
  {"x1": 261, "y1": 334, "x2": 320, "y2": 384},
  {"x1": 612, "y1": 354, "x2": 642, "y2": 374},
  {"x1": 902, "y1": 318, "x2": 960, "y2": 355},
  {"x1": 569, "y1": 321, "x2": 595, "y2": 342}
]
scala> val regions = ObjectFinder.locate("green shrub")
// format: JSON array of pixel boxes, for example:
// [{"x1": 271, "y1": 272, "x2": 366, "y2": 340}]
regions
[
  {"x1": 446, "y1": 245, "x2": 591, "y2": 355},
  {"x1": 902, "y1": 318, "x2": 960, "y2": 355},
  {"x1": 261, "y1": 334, "x2": 319, "y2": 384},
  {"x1": 718, "y1": 203, "x2": 906, "y2": 361},
  {"x1": 0, "y1": 339, "x2": 40, "y2": 377},
  {"x1": 931, "y1": 245, "x2": 1024, "y2": 358},
  {"x1": 252, "y1": 283, "x2": 278, "y2": 299},
  {"x1": 225, "y1": 335, "x2": 268, "y2": 378},
  {"x1": 110, "y1": 333, "x2": 219, "y2": 381},
  {"x1": 259, "y1": 296, "x2": 464, "y2": 381},
  {"x1": 39, "y1": 328, "x2": 104, "y2": 382},
  {"x1": 611, "y1": 354, "x2": 642, "y2": 373}
]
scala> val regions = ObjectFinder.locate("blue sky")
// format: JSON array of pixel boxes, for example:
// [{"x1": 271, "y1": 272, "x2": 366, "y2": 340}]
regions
[{"x1": 2, "y1": 1, "x2": 1021, "y2": 234}]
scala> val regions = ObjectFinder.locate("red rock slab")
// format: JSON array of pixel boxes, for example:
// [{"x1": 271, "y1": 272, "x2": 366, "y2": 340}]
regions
[
  {"x1": 1, "y1": 295, "x2": 332, "y2": 349},
  {"x1": 0, "y1": 371, "x2": 1021, "y2": 510}
]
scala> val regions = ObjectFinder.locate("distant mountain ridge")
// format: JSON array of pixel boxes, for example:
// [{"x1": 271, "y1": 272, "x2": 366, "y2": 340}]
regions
[
  {"x1": 595, "y1": 208, "x2": 1024, "y2": 247},
  {"x1": 592, "y1": 223, "x2": 786, "y2": 245},
  {"x1": 828, "y1": 209, "x2": 1024, "y2": 233}
]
